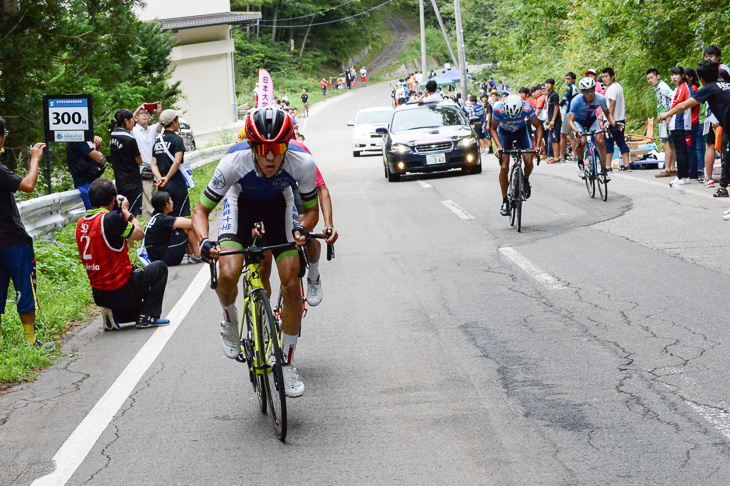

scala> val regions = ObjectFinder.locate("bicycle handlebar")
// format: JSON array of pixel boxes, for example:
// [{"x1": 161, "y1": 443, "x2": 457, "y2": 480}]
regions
[{"x1": 208, "y1": 229, "x2": 335, "y2": 290}]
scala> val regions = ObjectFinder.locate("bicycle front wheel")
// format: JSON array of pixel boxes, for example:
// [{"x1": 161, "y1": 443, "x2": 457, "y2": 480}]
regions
[
  {"x1": 515, "y1": 171, "x2": 523, "y2": 232},
  {"x1": 583, "y1": 147, "x2": 595, "y2": 198},
  {"x1": 244, "y1": 299, "x2": 267, "y2": 413},
  {"x1": 508, "y1": 164, "x2": 520, "y2": 227},
  {"x1": 253, "y1": 290, "x2": 287, "y2": 441}
]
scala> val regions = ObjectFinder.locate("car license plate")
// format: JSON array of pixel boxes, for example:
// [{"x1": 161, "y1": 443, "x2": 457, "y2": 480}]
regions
[{"x1": 426, "y1": 154, "x2": 446, "y2": 165}]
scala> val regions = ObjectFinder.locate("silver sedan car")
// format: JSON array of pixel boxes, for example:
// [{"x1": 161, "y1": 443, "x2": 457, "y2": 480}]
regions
[{"x1": 347, "y1": 107, "x2": 393, "y2": 157}]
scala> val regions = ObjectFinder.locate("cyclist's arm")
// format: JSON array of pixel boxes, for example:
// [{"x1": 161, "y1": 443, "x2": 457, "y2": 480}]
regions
[
  {"x1": 530, "y1": 117, "x2": 543, "y2": 141},
  {"x1": 192, "y1": 202, "x2": 211, "y2": 241},
  {"x1": 318, "y1": 184, "x2": 334, "y2": 229},
  {"x1": 489, "y1": 118, "x2": 501, "y2": 150},
  {"x1": 173, "y1": 217, "x2": 193, "y2": 230}
]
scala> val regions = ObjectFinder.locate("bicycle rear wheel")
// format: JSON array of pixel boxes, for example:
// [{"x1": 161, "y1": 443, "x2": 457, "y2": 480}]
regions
[
  {"x1": 596, "y1": 150, "x2": 608, "y2": 201},
  {"x1": 253, "y1": 291, "x2": 287, "y2": 441},
  {"x1": 583, "y1": 147, "x2": 595, "y2": 198}
]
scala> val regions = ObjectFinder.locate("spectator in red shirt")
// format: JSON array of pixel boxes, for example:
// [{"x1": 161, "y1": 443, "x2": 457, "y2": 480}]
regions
[{"x1": 76, "y1": 178, "x2": 170, "y2": 329}]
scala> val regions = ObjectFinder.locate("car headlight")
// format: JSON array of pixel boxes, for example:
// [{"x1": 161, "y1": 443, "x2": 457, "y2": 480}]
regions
[
  {"x1": 458, "y1": 137, "x2": 476, "y2": 147},
  {"x1": 391, "y1": 143, "x2": 413, "y2": 154}
]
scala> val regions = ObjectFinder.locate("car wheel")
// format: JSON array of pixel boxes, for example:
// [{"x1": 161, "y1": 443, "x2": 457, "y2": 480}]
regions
[
  {"x1": 386, "y1": 163, "x2": 400, "y2": 182},
  {"x1": 353, "y1": 151, "x2": 360, "y2": 157}
]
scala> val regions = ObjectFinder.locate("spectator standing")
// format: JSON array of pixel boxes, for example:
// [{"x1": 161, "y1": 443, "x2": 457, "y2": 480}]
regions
[
  {"x1": 281, "y1": 92, "x2": 289, "y2": 104},
  {"x1": 646, "y1": 68, "x2": 676, "y2": 178},
  {"x1": 480, "y1": 93, "x2": 493, "y2": 153},
  {"x1": 701, "y1": 46, "x2": 730, "y2": 186},
  {"x1": 544, "y1": 78, "x2": 562, "y2": 164},
  {"x1": 320, "y1": 78, "x2": 328, "y2": 100},
  {"x1": 65, "y1": 136, "x2": 106, "y2": 210},
  {"x1": 466, "y1": 94, "x2": 487, "y2": 152},
  {"x1": 660, "y1": 61, "x2": 730, "y2": 213},
  {"x1": 76, "y1": 179, "x2": 169, "y2": 328},
  {"x1": 145, "y1": 191, "x2": 201, "y2": 266},
  {"x1": 532, "y1": 85, "x2": 549, "y2": 156},
  {"x1": 685, "y1": 68, "x2": 703, "y2": 180},
  {"x1": 109, "y1": 109, "x2": 143, "y2": 214},
  {"x1": 559, "y1": 72, "x2": 579, "y2": 163},
  {"x1": 300, "y1": 89, "x2": 309, "y2": 117},
  {"x1": 601, "y1": 68, "x2": 631, "y2": 171},
  {"x1": 396, "y1": 83, "x2": 406, "y2": 105},
  {"x1": 360, "y1": 66, "x2": 367, "y2": 86},
  {"x1": 0, "y1": 119, "x2": 54, "y2": 350},
  {"x1": 489, "y1": 78, "x2": 497, "y2": 90},
  {"x1": 667, "y1": 66, "x2": 692, "y2": 186},
  {"x1": 132, "y1": 102, "x2": 163, "y2": 219},
  {"x1": 152, "y1": 110, "x2": 194, "y2": 225}
]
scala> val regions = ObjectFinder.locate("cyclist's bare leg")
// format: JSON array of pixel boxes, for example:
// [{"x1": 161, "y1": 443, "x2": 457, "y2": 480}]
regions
[
  {"x1": 217, "y1": 251, "x2": 244, "y2": 307},
  {"x1": 522, "y1": 153, "x2": 534, "y2": 180},
  {"x1": 306, "y1": 238, "x2": 321, "y2": 265},
  {"x1": 572, "y1": 136, "x2": 586, "y2": 162},
  {"x1": 499, "y1": 153, "x2": 510, "y2": 197},
  {"x1": 276, "y1": 254, "x2": 303, "y2": 364}
]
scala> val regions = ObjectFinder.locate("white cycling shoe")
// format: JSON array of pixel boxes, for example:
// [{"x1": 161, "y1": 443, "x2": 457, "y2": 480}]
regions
[
  {"x1": 306, "y1": 276, "x2": 323, "y2": 306},
  {"x1": 220, "y1": 320, "x2": 239, "y2": 359},
  {"x1": 282, "y1": 365, "x2": 305, "y2": 398}
]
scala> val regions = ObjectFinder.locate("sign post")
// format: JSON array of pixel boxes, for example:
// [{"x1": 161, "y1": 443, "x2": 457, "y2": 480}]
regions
[{"x1": 42, "y1": 94, "x2": 94, "y2": 194}]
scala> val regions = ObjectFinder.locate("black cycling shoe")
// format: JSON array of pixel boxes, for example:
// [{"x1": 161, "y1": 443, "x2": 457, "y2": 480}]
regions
[
  {"x1": 500, "y1": 202, "x2": 509, "y2": 216},
  {"x1": 523, "y1": 180, "x2": 531, "y2": 200}
]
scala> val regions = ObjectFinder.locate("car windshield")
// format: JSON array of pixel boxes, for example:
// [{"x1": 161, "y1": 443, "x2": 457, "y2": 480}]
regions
[
  {"x1": 390, "y1": 106, "x2": 466, "y2": 133},
  {"x1": 356, "y1": 110, "x2": 392, "y2": 125}
]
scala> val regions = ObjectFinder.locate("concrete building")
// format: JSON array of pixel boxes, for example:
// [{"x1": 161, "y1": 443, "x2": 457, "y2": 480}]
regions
[{"x1": 136, "y1": 0, "x2": 260, "y2": 145}]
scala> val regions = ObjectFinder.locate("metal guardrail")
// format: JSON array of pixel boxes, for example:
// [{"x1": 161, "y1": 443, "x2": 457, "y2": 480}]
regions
[{"x1": 17, "y1": 143, "x2": 234, "y2": 241}]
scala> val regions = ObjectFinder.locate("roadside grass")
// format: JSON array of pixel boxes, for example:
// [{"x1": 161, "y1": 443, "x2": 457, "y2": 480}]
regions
[{"x1": 0, "y1": 162, "x2": 221, "y2": 386}]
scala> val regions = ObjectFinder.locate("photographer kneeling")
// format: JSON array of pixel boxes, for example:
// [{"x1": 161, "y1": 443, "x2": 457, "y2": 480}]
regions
[{"x1": 76, "y1": 179, "x2": 169, "y2": 329}]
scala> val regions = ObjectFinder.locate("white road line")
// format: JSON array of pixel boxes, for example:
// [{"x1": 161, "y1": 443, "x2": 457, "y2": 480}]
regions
[
  {"x1": 686, "y1": 401, "x2": 730, "y2": 441},
  {"x1": 417, "y1": 180, "x2": 432, "y2": 188},
  {"x1": 499, "y1": 247, "x2": 567, "y2": 290},
  {"x1": 31, "y1": 265, "x2": 211, "y2": 486},
  {"x1": 441, "y1": 200, "x2": 474, "y2": 220}
]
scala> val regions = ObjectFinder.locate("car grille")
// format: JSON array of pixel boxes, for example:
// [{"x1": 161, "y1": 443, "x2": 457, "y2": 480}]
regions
[{"x1": 415, "y1": 141, "x2": 453, "y2": 154}]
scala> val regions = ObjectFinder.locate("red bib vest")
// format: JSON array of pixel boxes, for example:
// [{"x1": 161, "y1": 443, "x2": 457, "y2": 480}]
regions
[{"x1": 76, "y1": 211, "x2": 133, "y2": 291}]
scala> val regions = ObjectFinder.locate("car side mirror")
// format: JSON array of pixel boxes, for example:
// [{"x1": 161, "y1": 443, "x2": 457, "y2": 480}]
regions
[
  {"x1": 375, "y1": 127, "x2": 388, "y2": 135},
  {"x1": 346, "y1": 120, "x2": 354, "y2": 126}
]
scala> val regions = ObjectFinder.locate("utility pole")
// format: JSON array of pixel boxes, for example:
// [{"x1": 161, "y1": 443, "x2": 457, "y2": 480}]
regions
[
  {"x1": 429, "y1": 0, "x2": 457, "y2": 69},
  {"x1": 453, "y1": 0, "x2": 468, "y2": 99},
  {"x1": 419, "y1": 0, "x2": 427, "y2": 84}
]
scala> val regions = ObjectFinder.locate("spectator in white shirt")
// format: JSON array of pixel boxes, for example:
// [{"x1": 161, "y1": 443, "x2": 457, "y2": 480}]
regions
[
  {"x1": 132, "y1": 102, "x2": 163, "y2": 219},
  {"x1": 417, "y1": 80, "x2": 444, "y2": 103},
  {"x1": 601, "y1": 68, "x2": 631, "y2": 170}
]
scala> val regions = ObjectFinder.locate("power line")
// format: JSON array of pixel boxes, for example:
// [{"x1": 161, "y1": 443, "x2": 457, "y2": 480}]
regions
[
  {"x1": 257, "y1": 0, "x2": 396, "y2": 28},
  {"x1": 258, "y1": 0, "x2": 359, "y2": 22}
]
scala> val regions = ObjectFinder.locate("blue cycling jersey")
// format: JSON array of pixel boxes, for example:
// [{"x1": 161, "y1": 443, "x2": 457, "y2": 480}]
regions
[
  {"x1": 569, "y1": 93, "x2": 608, "y2": 123},
  {"x1": 492, "y1": 101, "x2": 536, "y2": 132}
]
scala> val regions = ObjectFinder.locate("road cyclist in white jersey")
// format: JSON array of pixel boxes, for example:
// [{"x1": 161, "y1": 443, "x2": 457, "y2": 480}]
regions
[
  {"x1": 568, "y1": 77, "x2": 623, "y2": 179},
  {"x1": 193, "y1": 106, "x2": 322, "y2": 398}
]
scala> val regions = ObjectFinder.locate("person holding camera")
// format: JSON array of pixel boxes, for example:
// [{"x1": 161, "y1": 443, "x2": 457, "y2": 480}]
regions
[
  {"x1": 75, "y1": 178, "x2": 169, "y2": 329},
  {"x1": 132, "y1": 102, "x2": 163, "y2": 219},
  {"x1": 152, "y1": 110, "x2": 190, "y2": 217},
  {"x1": 65, "y1": 136, "x2": 106, "y2": 210},
  {"x1": 109, "y1": 109, "x2": 143, "y2": 215},
  {"x1": 0, "y1": 116, "x2": 54, "y2": 350}
]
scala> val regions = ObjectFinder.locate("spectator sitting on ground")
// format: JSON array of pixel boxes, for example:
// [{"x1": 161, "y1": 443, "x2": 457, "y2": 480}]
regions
[
  {"x1": 144, "y1": 191, "x2": 201, "y2": 266},
  {"x1": 75, "y1": 178, "x2": 170, "y2": 329},
  {"x1": 417, "y1": 80, "x2": 444, "y2": 103},
  {"x1": 0, "y1": 117, "x2": 54, "y2": 350}
]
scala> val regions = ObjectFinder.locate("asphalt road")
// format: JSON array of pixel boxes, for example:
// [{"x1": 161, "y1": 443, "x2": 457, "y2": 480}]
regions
[{"x1": 3, "y1": 81, "x2": 730, "y2": 485}]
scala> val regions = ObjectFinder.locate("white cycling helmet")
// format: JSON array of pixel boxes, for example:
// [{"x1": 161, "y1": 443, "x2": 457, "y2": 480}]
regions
[
  {"x1": 503, "y1": 94, "x2": 523, "y2": 119},
  {"x1": 578, "y1": 77, "x2": 596, "y2": 91}
]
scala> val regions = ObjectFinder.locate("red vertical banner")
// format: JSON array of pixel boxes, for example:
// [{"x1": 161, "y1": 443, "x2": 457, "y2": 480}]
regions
[{"x1": 258, "y1": 68, "x2": 274, "y2": 108}]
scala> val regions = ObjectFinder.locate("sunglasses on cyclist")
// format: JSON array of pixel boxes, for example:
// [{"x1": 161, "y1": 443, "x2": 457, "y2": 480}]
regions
[{"x1": 250, "y1": 142, "x2": 288, "y2": 156}]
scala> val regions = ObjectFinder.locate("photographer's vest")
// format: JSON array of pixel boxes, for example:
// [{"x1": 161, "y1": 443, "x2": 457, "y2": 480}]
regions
[{"x1": 76, "y1": 210, "x2": 133, "y2": 291}]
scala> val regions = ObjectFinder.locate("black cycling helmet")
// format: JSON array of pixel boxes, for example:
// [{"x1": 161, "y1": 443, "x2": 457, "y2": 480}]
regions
[{"x1": 245, "y1": 105, "x2": 294, "y2": 144}]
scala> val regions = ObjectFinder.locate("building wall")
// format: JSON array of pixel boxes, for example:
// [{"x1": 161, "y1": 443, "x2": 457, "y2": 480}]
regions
[{"x1": 136, "y1": 0, "x2": 230, "y2": 21}]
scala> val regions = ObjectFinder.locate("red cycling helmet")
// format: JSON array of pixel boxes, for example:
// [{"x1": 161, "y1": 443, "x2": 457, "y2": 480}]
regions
[{"x1": 245, "y1": 106, "x2": 294, "y2": 144}]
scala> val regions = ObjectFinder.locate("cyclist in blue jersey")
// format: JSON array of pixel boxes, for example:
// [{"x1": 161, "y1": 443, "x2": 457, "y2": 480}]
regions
[
  {"x1": 193, "y1": 106, "x2": 320, "y2": 398},
  {"x1": 490, "y1": 94, "x2": 544, "y2": 216},
  {"x1": 568, "y1": 77, "x2": 622, "y2": 179}
]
